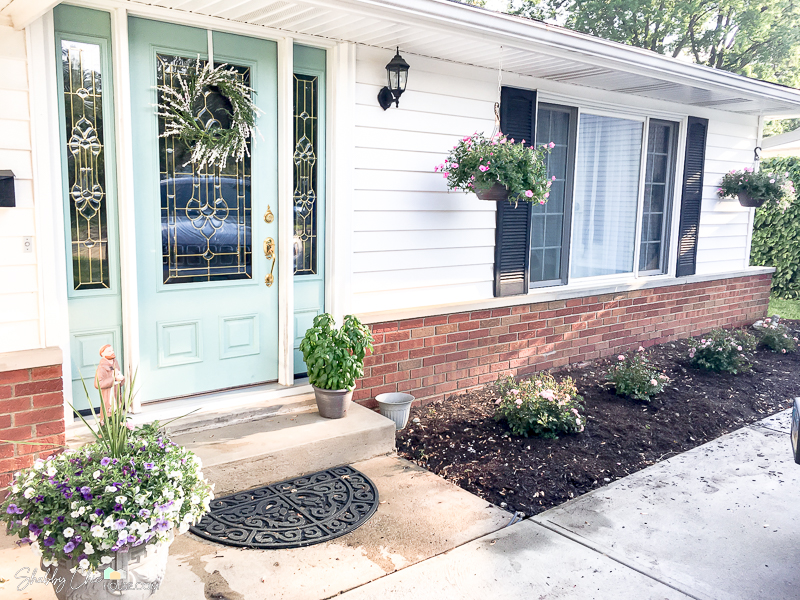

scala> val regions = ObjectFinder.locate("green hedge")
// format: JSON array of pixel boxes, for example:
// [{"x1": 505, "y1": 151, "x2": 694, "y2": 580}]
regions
[{"x1": 750, "y1": 157, "x2": 800, "y2": 299}]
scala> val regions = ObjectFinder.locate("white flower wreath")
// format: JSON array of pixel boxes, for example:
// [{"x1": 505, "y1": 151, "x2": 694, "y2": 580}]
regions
[{"x1": 157, "y1": 58, "x2": 261, "y2": 169}]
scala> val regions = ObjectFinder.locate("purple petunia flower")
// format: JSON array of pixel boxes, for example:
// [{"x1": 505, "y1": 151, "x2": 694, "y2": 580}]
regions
[
  {"x1": 80, "y1": 486, "x2": 91, "y2": 495},
  {"x1": 57, "y1": 516, "x2": 65, "y2": 522},
  {"x1": 138, "y1": 509, "x2": 150, "y2": 519},
  {"x1": 73, "y1": 535, "x2": 82, "y2": 544},
  {"x1": 95, "y1": 509, "x2": 104, "y2": 516},
  {"x1": 153, "y1": 518, "x2": 170, "y2": 533},
  {"x1": 29, "y1": 523, "x2": 42, "y2": 536},
  {"x1": 114, "y1": 503, "x2": 124, "y2": 512},
  {"x1": 6, "y1": 504, "x2": 18, "y2": 514},
  {"x1": 100, "y1": 457, "x2": 111, "y2": 467},
  {"x1": 43, "y1": 536, "x2": 55, "y2": 547},
  {"x1": 112, "y1": 519, "x2": 127, "y2": 530},
  {"x1": 43, "y1": 517, "x2": 52, "y2": 525},
  {"x1": 63, "y1": 541, "x2": 76, "y2": 553},
  {"x1": 34, "y1": 495, "x2": 45, "y2": 503},
  {"x1": 143, "y1": 463, "x2": 154, "y2": 470}
]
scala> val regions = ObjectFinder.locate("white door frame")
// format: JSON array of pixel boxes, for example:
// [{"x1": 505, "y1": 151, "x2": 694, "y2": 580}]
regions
[{"x1": 28, "y1": 4, "x2": 355, "y2": 415}]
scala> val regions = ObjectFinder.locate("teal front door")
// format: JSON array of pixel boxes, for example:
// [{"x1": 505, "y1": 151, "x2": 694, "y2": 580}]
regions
[{"x1": 129, "y1": 19, "x2": 279, "y2": 402}]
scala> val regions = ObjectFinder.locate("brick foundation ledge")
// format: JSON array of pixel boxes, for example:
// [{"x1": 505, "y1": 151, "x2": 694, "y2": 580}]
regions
[
  {"x1": 0, "y1": 347, "x2": 65, "y2": 495},
  {"x1": 353, "y1": 273, "x2": 772, "y2": 409}
]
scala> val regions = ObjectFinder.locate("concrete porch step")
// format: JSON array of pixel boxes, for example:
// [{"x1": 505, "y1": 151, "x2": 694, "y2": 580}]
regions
[{"x1": 171, "y1": 403, "x2": 396, "y2": 494}]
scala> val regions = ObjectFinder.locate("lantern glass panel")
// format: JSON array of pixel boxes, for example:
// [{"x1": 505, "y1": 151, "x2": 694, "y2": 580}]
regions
[
  {"x1": 398, "y1": 69, "x2": 408, "y2": 91},
  {"x1": 388, "y1": 69, "x2": 399, "y2": 90}
]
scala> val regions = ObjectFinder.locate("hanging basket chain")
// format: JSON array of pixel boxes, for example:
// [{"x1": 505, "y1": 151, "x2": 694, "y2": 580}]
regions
[
  {"x1": 492, "y1": 46, "x2": 503, "y2": 138},
  {"x1": 157, "y1": 57, "x2": 262, "y2": 169}
]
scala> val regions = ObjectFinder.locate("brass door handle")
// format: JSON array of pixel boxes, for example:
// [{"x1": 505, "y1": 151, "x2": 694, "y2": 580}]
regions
[{"x1": 264, "y1": 237, "x2": 276, "y2": 286}]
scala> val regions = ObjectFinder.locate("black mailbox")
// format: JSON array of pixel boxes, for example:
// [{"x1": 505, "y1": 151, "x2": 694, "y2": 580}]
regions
[{"x1": 0, "y1": 170, "x2": 15, "y2": 208}]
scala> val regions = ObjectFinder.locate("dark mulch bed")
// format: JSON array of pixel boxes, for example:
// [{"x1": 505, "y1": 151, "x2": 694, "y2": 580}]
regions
[{"x1": 396, "y1": 325, "x2": 800, "y2": 517}]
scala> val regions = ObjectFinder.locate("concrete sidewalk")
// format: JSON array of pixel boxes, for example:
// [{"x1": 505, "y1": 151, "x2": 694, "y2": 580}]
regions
[{"x1": 339, "y1": 410, "x2": 800, "y2": 600}]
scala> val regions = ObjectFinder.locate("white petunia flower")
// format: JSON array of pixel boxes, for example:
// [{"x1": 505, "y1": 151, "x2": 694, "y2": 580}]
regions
[
  {"x1": 83, "y1": 542, "x2": 94, "y2": 555},
  {"x1": 101, "y1": 555, "x2": 113, "y2": 564},
  {"x1": 79, "y1": 559, "x2": 90, "y2": 571},
  {"x1": 93, "y1": 470, "x2": 101, "y2": 479},
  {"x1": 63, "y1": 527, "x2": 75, "y2": 538},
  {"x1": 23, "y1": 487, "x2": 35, "y2": 499}
]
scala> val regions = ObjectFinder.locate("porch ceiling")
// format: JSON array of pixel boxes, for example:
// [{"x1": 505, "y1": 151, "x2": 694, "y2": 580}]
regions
[{"x1": 12, "y1": 0, "x2": 800, "y2": 116}]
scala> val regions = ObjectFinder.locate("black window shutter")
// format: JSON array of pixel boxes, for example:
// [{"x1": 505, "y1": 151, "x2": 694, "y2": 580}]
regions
[
  {"x1": 494, "y1": 87, "x2": 536, "y2": 297},
  {"x1": 676, "y1": 117, "x2": 708, "y2": 277}
]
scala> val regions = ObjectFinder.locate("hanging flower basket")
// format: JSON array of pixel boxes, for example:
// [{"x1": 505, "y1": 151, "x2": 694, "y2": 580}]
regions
[
  {"x1": 474, "y1": 182, "x2": 510, "y2": 201},
  {"x1": 718, "y1": 168, "x2": 795, "y2": 211},
  {"x1": 435, "y1": 133, "x2": 553, "y2": 204},
  {"x1": 737, "y1": 191, "x2": 767, "y2": 208}
]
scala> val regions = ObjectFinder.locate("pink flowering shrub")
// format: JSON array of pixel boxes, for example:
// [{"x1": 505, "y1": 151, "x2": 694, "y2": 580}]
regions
[
  {"x1": 718, "y1": 168, "x2": 795, "y2": 210},
  {"x1": 494, "y1": 372, "x2": 584, "y2": 438},
  {"x1": 435, "y1": 132, "x2": 551, "y2": 204},
  {"x1": 758, "y1": 317, "x2": 797, "y2": 354},
  {"x1": 606, "y1": 347, "x2": 669, "y2": 403},
  {"x1": 688, "y1": 328, "x2": 756, "y2": 374}
]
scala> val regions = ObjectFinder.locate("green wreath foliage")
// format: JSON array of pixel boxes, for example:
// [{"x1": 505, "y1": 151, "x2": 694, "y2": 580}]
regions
[
  {"x1": 750, "y1": 157, "x2": 800, "y2": 299},
  {"x1": 157, "y1": 59, "x2": 260, "y2": 169}
]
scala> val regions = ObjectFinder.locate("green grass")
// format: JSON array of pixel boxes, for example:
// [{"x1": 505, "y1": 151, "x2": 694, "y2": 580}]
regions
[{"x1": 768, "y1": 296, "x2": 800, "y2": 320}]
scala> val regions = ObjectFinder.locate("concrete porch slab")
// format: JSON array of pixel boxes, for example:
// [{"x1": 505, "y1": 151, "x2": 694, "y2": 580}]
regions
[
  {"x1": 335, "y1": 519, "x2": 693, "y2": 600},
  {"x1": 173, "y1": 402, "x2": 396, "y2": 493},
  {"x1": 0, "y1": 456, "x2": 511, "y2": 600}
]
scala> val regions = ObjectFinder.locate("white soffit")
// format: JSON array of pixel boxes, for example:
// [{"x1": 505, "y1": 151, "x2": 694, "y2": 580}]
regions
[{"x1": 28, "y1": 0, "x2": 800, "y2": 115}]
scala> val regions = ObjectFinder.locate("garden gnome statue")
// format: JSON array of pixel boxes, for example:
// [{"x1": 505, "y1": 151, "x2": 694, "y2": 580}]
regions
[{"x1": 94, "y1": 344, "x2": 124, "y2": 415}]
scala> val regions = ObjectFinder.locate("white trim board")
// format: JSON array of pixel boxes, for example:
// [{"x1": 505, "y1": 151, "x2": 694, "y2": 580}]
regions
[{"x1": 355, "y1": 267, "x2": 776, "y2": 325}]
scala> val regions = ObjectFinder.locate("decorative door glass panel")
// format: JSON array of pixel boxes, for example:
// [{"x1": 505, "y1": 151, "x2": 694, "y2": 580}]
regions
[
  {"x1": 157, "y1": 54, "x2": 252, "y2": 284},
  {"x1": 62, "y1": 40, "x2": 110, "y2": 290},
  {"x1": 639, "y1": 120, "x2": 677, "y2": 273},
  {"x1": 293, "y1": 73, "x2": 318, "y2": 275}
]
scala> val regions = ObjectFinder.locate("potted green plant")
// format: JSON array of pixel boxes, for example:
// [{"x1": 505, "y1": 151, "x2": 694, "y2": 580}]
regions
[
  {"x1": 435, "y1": 132, "x2": 553, "y2": 203},
  {"x1": 718, "y1": 168, "x2": 796, "y2": 208},
  {"x1": 1, "y1": 373, "x2": 213, "y2": 600},
  {"x1": 300, "y1": 313, "x2": 374, "y2": 419}
]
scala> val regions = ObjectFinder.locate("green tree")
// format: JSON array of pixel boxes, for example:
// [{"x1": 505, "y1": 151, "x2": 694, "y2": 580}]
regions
[{"x1": 507, "y1": 1, "x2": 800, "y2": 88}]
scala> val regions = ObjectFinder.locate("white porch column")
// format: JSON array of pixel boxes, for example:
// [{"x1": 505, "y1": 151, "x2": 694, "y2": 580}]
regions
[
  {"x1": 278, "y1": 36, "x2": 295, "y2": 386},
  {"x1": 109, "y1": 7, "x2": 142, "y2": 411},
  {"x1": 26, "y1": 10, "x2": 73, "y2": 422},
  {"x1": 326, "y1": 42, "x2": 356, "y2": 324}
]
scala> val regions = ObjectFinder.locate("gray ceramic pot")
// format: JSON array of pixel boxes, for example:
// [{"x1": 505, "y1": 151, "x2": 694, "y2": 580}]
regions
[
  {"x1": 312, "y1": 385, "x2": 353, "y2": 419},
  {"x1": 375, "y1": 392, "x2": 415, "y2": 430},
  {"x1": 42, "y1": 535, "x2": 172, "y2": 600}
]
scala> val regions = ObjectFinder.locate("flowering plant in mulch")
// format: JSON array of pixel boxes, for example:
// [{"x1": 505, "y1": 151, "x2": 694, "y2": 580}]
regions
[
  {"x1": 494, "y1": 372, "x2": 584, "y2": 438},
  {"x1": 688, "y1": 328, "x2": 756, "y2": 374},
  {"x1": 435, "y1": 132, "x2": 553, "y2": 204},
  {"x1": 718, "y1": 168, "x2": 796, "y2": 211},
  {"x1": 606, "y1": 346, "x2": 670, "y2": 402},
  {"x1": 756, "y1": 317, "x2": 798, "y2": 354},
  {"x1": 0, "y1": 377, "x2": 213, "y2": 576}
]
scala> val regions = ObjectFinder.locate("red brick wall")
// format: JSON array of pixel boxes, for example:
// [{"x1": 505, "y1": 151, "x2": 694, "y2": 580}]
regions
[
  {"x1": 355, "y1": 273, "x2": 772, "y2": 408},
  {"x1": 0, "y1": 365, "x2": 65, "y2": 492}
]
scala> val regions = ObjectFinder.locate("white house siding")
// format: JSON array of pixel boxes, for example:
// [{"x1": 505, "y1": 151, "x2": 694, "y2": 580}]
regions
[
  {"x1": 697, "y1": 118, "x2": 760, "y2": 275},
  {"x1": 0, "y1": 21, "x2": 40, "y2": 353},
  {"x1": 352, "y1": 44, "x2": 759, "y2": 314}
]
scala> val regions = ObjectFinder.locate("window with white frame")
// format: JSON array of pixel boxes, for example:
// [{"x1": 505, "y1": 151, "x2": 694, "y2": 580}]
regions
[{"x1": 530, "y1": 103, "x2": 679, "y2": 284}]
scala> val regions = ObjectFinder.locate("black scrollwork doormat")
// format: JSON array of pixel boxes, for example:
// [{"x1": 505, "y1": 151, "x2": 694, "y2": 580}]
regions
[{"x1": 189, "y1": 465, "x2": 379, "y2": 549}]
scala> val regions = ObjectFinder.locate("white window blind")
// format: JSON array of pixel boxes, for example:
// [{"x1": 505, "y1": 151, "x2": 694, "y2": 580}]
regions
[{"x1": 571, "y1": 114, "x2": 643, "y2": 278}]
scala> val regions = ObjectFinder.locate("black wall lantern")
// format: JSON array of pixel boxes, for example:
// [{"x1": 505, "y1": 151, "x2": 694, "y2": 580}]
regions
[{"x1": 378, "y1": 47, "x2": 410, "y2": 110}]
